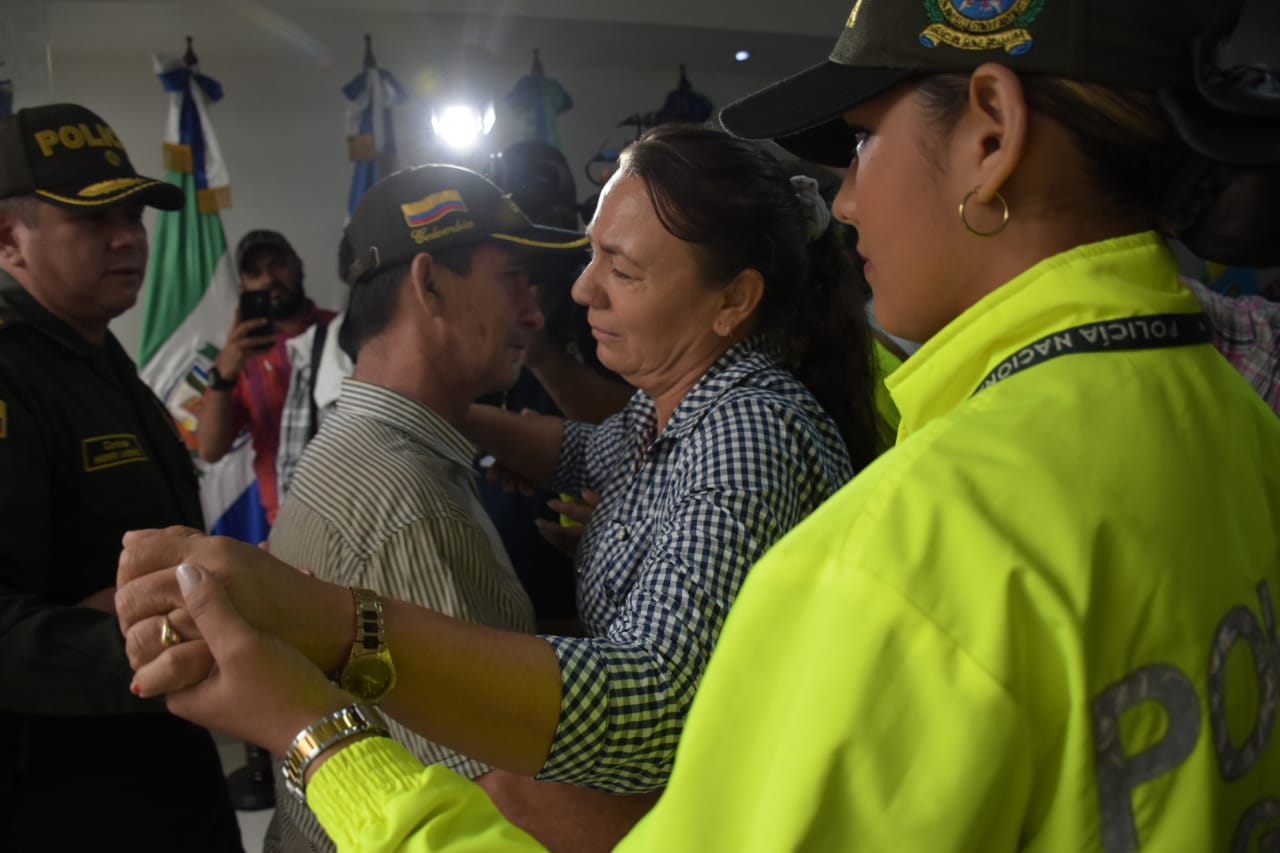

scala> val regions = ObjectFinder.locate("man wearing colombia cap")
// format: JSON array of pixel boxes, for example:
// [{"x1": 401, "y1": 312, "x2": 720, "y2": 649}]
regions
[
  {"x1": 265, "y1": 162, "x2": 589, "y2": 852},
  {"x1": 0, "y1": 104, "x2": 241, "y2": 850}
]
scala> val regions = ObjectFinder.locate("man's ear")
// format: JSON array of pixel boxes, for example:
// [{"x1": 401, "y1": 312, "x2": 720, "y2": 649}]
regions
[
  {"x1": 959, "y1": 62, "x2": 1029, "y2": 203},
  {"x1": 0, "y1": 208, "x2": 28, "y2": 270},
  {"x1": 409, "y1": 253, "x2": 442, "y2": 316},
  {"x1": 714, "y1": 267, "x2": 765, "y2": 338}
]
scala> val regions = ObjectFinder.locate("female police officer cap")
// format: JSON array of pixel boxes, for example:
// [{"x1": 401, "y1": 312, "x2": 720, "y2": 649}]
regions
[{"x1": 719, "y1": 0, "x2": 1273, "y2": 169}]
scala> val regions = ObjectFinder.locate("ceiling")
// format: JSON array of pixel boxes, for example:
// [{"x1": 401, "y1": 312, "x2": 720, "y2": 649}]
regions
[
  {"x1": 48, "y1": 0, "x2": 857, "y2": 45},
  {"x1": 38, "y1": 0, "x2": 854, "y2": 78},
  {"x1": 21, "y1": 0, "x2": 1276, "y2": 92}
]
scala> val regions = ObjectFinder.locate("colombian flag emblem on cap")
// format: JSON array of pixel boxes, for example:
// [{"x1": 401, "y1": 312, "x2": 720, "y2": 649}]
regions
[{"x1": 402, "y1": 191, "x2": 467, "y2": 228}]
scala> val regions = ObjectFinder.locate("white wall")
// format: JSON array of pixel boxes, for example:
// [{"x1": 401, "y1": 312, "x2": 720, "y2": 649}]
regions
[
  {"x1": 18, "y1": 0, "x2": 1280, "y2": 359},
  {"x1": 44, "y1": 38, "x2": 813, "y2": 358}
]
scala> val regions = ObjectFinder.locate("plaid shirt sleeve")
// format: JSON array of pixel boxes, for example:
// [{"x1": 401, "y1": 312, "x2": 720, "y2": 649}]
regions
[
  {"x1": 550, "y1": 418, "x2": 594, "y2": 495},
  {"x1": 274, "y1": 343, "x2": 314, "y2": 501},
  {"x1": 552, "y1": 415, "x2": 638, "y2": 496},
  {"x1": 1187, "y1": 278, "x2": 1280, "y2": 413},
  {"x1": 537, "y1": 389, "x2": 851, "y2": 792}
]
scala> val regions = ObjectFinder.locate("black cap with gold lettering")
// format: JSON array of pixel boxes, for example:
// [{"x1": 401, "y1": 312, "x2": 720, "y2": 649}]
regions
[{"x1": 0, "y1": 102, "x2": 183, "y2": 210}]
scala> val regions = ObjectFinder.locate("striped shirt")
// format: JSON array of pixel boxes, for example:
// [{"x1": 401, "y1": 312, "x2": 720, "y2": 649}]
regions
[
  {"x1": 539, "y1": 340, "x2": 855, "y2": 792},
  {"x1": 266, "y1": 379, "x2": 535, "y2": 852}
]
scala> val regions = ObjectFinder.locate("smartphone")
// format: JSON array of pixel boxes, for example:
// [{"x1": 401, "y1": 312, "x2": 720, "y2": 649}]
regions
[{"x1": 239, "y1": 290, "x2": 274, "y2": 337}]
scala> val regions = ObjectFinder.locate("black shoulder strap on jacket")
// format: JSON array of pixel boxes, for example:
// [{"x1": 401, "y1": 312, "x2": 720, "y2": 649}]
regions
[{"x1": 972, "y1": 312, "x2": 1213, "y2": 397}]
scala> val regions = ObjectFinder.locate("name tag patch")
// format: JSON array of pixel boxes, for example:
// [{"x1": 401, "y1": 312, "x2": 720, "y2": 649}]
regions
[{"x1": 83, "y1": 433, "x2": 148, "y2": 471}]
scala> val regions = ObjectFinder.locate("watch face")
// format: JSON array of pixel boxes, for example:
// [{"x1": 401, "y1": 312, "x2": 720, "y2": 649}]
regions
[{"x1": 341, "y1": 655, "x2": 394, "y2": 701}]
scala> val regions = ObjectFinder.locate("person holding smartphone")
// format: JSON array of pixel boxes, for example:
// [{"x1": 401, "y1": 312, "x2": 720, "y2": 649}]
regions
[{"x1": 197, "y1": 229, "x2": 335, "y2": 527}]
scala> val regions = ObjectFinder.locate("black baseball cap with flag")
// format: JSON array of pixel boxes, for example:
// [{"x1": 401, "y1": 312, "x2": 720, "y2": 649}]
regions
[
  {"x1": 340, "y1": 164, "x2": 588, "y2": 286},
  {"x1": 721, "y1": 0, "x2": 1248, "y2": 167},
  {"x1": 0, "y1": 103, "x2": 183, "y2": 210}
]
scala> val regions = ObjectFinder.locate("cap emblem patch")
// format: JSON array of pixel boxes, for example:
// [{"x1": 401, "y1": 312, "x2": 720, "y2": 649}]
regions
[
  {"x1": 920, "y1": 0, "x2": 1043, "y2": 55},
  {"x1": 401, "y1": 190, "x2": 467, "y2": 228}
]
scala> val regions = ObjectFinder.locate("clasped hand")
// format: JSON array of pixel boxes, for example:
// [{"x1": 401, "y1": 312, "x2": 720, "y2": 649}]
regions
[{"x1": 114, "y1": 527, "x2": 351, "y2": 754}]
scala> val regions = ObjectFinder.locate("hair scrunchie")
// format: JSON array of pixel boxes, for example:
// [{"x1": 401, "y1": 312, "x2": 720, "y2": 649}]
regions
[{"x1": 790, "y1": 175, "x2": 832, "y2": 242}]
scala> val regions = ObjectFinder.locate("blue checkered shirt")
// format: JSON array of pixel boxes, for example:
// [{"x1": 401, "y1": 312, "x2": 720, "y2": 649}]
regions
[{"x1": 539, "y1": 340, "x2": 855, "y2": 792}]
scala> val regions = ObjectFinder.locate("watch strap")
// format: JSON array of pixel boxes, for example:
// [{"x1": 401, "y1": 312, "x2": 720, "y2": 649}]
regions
[
  {"x1": 353, "y1": 588, "x2": 385, "y2": 651},
  {"x1": 280, "y1": 703, "x2": 389, "y2": 801},
  {"x1": 208, "y1": 365, "x2": 237, "y2": 391},
  {"x1": 339, "y1": 587, "x2": 396, "y2": 703}
]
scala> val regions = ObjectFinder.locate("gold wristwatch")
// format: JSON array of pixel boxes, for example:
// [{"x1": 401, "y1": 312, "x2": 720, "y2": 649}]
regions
[{"x1": 337, "y1": 588, "x2": 396, "y2": 704}]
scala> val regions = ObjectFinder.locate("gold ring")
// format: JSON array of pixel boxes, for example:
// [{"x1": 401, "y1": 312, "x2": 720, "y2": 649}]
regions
[{"x1": 160, "y1": 615, "x2": 183, "y2": 649}]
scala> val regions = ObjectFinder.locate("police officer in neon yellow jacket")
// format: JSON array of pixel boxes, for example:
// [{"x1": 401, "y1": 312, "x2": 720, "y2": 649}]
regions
[{"x1": 115, "y1": 0, "x2": 1280, "y2": 849}]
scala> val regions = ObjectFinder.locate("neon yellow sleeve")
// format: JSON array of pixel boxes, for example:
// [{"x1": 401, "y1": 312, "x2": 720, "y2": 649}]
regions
[{"x1": 308, "y1": 737, "x2": 547, "y2": 853}]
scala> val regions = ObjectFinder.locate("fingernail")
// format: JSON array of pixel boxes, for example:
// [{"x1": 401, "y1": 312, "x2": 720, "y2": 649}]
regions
[
  {"x1": 176, "y1": 562, "x2": 204, "y2": 595},
  {"x1": 130, "y1": 682, "x2": 141, "y2": 695}
]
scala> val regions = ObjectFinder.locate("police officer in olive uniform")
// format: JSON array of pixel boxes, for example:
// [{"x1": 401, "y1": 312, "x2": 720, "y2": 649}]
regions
[{"x1": 0, "y1": 104, "x2": 242, "y2": 850}]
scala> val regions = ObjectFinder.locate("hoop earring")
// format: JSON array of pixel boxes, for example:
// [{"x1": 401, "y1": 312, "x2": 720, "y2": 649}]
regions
[{"x1": 959, "y1": 190, "x2": 1010, "y2": 237}]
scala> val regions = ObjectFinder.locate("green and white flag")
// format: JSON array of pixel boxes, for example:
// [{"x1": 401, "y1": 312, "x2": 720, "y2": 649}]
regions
[{"x1": 139, "y1": 54, "x2": 268, "y2": 542}]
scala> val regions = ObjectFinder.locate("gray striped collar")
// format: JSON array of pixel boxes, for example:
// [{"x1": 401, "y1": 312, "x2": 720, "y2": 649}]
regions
[{"x1": 333, "y1": 378, "x2": 477, "y2": 470}]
